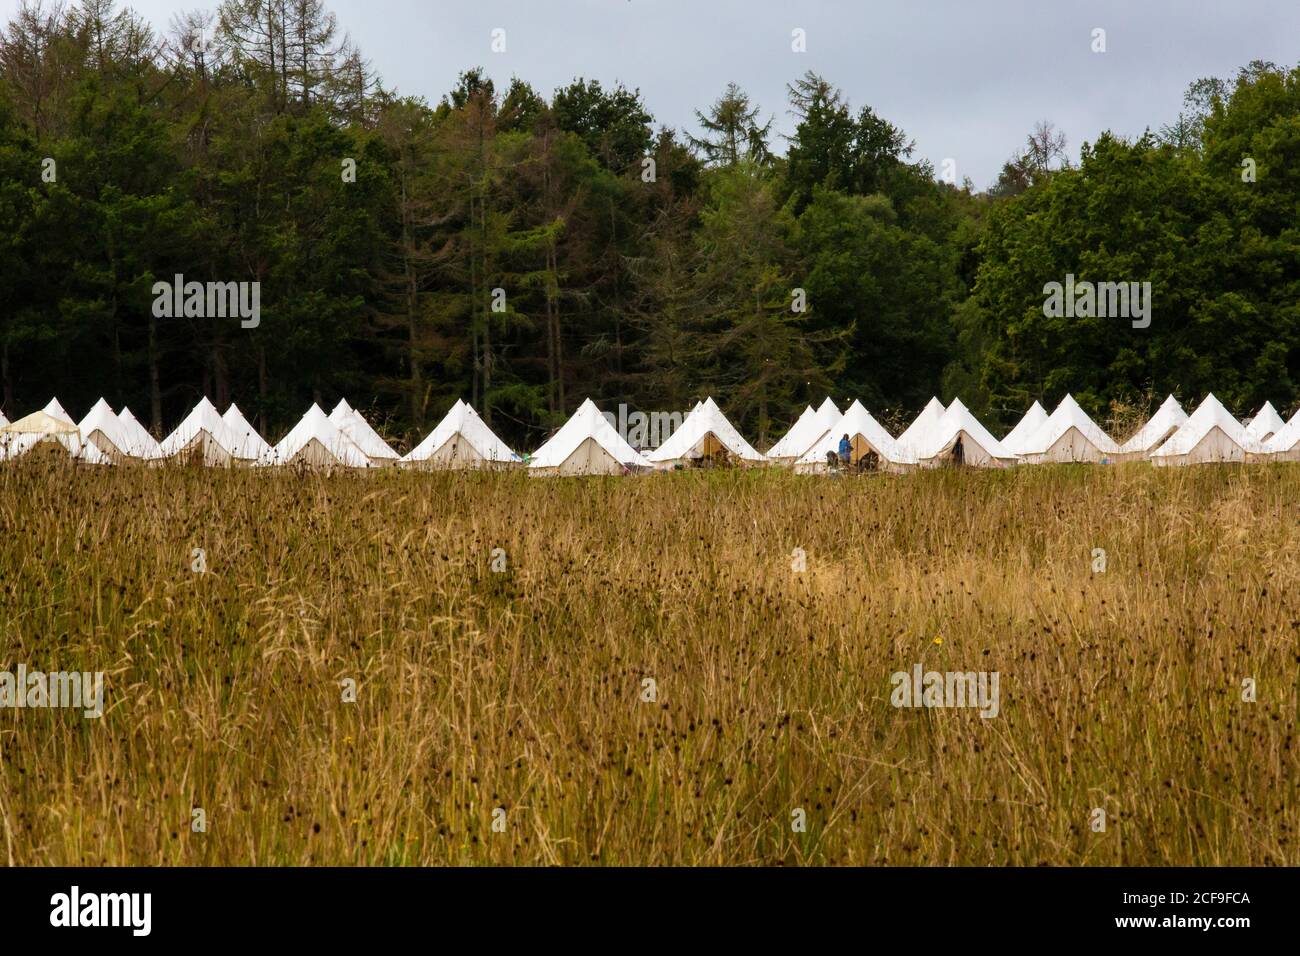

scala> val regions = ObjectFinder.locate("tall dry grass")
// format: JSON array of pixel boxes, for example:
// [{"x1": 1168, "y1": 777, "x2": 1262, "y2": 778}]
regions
[{"x1": 0, "y1": 460, "x2": 1296, "y2": 865}]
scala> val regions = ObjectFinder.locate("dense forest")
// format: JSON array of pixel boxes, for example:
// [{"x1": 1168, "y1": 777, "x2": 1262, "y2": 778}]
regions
[{"x1": 2, "y1": 0, "x2": 1298, "y2": 447}]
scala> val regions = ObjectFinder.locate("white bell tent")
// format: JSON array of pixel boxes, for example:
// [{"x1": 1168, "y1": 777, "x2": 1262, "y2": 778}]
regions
[
  {"x1": 1000, "y1": 401, "x2": 1049, "y2": 457},
  {"x1": 1149, "y1": 394, "x2": 1262, "y2": 466},
  {"x1": 1116, "y1": 395, "x2": 1188, "y2": 460},
  {"x1": 329, "y1": 399, "x2": 400, "y2": 465},
  {"x1": 529, "y1": 399, "x2": 652, "y2": 476},
  {"x1": 916, "y1": 399, "x2": 1017, "y2": 468},
  {"x1": 1018, "y1": 395, "x2": 1119, "y2": 463},
  {"x1": 646, "y1": 397, "x2": 765, "y2": 466},
  {"x1": 223, "y1": 403, "x2": 274, "y2": 464},
  {"x1": 402, "y1": 399, "x2": 520, "y2": 469},
  {"x1": 794, "y1": 400, "x2": 916, "y2": 473},
  {"x1": 159, "y1": 397, "x2": 244, "y2": 466},
  {"x1": 269, "y1": 404, "x2": 372, "y2": 469}
]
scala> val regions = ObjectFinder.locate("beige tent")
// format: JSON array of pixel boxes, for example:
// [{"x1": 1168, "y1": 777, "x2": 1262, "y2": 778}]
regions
[{"x1": 0, "y1": 410, "x2": 108, "y2": 464}]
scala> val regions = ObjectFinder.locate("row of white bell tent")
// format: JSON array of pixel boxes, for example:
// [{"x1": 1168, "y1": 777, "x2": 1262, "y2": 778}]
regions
[
  {"x1": 638, "y1": 392, "x2": 1300, "y2": 469},
  {"x1": 0, "y1": 394, "x2": 744, "y2": 474},
  {"x1": 992, "y1": 393, "x2": 1294, "y2": 464},
  {"x1": 1, "y1": 391, "x2": 1295, "y2": 472},
  {"x1": 0, "y1": 397, "x2": 432, "y2": 468}
]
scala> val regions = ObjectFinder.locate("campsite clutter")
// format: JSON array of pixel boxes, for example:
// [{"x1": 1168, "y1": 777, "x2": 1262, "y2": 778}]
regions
[{"x1": 0, "y1": 392, "x2": 1296, "y2": 473}]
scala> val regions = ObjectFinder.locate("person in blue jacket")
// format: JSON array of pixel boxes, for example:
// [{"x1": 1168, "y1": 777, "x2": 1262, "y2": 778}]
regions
[{"x1": 838, "y1": 433, "x2": 852, "y2": 465}]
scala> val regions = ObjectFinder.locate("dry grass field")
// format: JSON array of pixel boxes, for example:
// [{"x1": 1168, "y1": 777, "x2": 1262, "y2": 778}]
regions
[{"x1": 0, "y1": 460, "x2": 1296, "y2": 866}]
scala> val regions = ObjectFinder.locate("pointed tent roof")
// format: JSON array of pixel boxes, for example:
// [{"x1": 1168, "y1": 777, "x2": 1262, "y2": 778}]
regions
[
  {"x1": 897, "y1": 397, "x2": 947, "y2": 455},
  {"x1": 403, "y1": 399, "x2": 519, "y2": 465},
  {"x1": 43, "y1": 398, "x2": 74, "y2": 425},
  {"x1": 529, "y1": 399, "x2": 651, "y2": 471},
  {"x1": 1020, "y1": 394, "x2": 1119, "y2": 457},
  {"x1": 646, "y1": 397, "x2": 764, "y2": 463},
  {"x1": 764, "y1": 405, "x2": 819, "y2": 460},
  {"x1": 159, "y1": 397, "x2": 244, "y2": 459},
  {"x1": 329, "y1": 399, "x2": 400, "y2": 462},
  {"x1": 1245, "y1": 401, "x2": 1285, "y2": 442},
  {"x1": 117, "y1": 407, "x2": 162, "y2": 459},
  {"x1": 0, "y1": 409, "x2": 8, "y2": 427},
  {"x1": 1118, "y1": 395, "x2": 1188, "y2": 455},
  {"x1": 1149, "y1": 394, "x2": 1264, "y2": 460},
  {"x1": 796, "y1": 400, "x2": 916, "y2": 468},
  {"x1": 270, "y1": 404, "x2": 372, "y2": 468},
  {"x1": 78, "y1": 399, "x2": 139, "y2": 457},
  {"x1": 223, "y1": 403, "x2": 274, "y2": 462},
  {"x1": 1263, "y1": 408, "x2": 1300, "y2": 455},
  {"x1": 815, "y1": 397, "x2": 842, "y2": 427},
  {"x1": 918, "y1": 398, "x2": 1017, "y2": 465},
  {"x1": 1000, "y1": 401, "x2": 1049, "y2": 456}
]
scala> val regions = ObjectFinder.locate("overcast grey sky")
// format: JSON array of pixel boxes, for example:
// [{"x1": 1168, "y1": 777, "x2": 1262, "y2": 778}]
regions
[{"x1": 6, "y1": 0, "x2": 1299, "y2": 187}]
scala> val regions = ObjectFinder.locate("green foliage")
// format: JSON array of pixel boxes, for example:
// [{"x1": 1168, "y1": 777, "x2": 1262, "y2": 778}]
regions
[
  {"x1": 963, "y1": 62, "x2": 1300, "y2": 425},
  {"x1": 2, "y1": 1, "x2": 1292, "y2": 448}
]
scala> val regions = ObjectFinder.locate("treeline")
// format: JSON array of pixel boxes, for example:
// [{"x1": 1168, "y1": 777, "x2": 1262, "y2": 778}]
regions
[{"x1": 1, "y1": 0, "x2": 1298, "y2": 446}]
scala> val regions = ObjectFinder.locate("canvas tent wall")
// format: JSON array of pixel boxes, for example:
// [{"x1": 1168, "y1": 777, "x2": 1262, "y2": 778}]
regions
[
  {"x1": 269, "y1": 404, "x2": 372, "y2": 469},
  {"x1": 1149, "y1": 394, "x2": 1262, "y2": 466},
  {"x1": 529, "y1": 399, "x2": 651, "y2": 476},
  {"x1": 223, "y1": 404, "x2": 274, "y2": 464},
  {"x1": 329, "y1": 399, "x2": 400, "y2": 465},
  {"x1": 896, "y1": 397, "x2": 947, "y2": 458},
  {"x1": 159, "y1": 397, "x2": 244, "y2": 466},
  {"x1": 1000, "y1": 401, "x2": 1049, "y2": 457},
  {"x1": 1245, "y1": 402, "x2": 1285, "y2": 443},
  {"x1": 402, "y1": 399, "x2": 520, "y2": 469},
  {"x1": 1116, "y1": 395, "x2": 1187, "y2": 460},
  {"x1": 916, "y1": 399, "x2": 1017, "y2": 468},
  {"x1": 118, "y1": 407, "x2": 163, "y2": 460},
  {"x1": 1018, "y1": 395, "x2": 1119, "y2": 463},
  {"x1": 1262, "y1": 409, "x2": 1300, "y2": 461},
  {"x1": 646, "y1": 397, "x2": 764, "y2": 466},
  {"x1": 794, "y1": 400, "x2": 916, "y2": 473}
]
